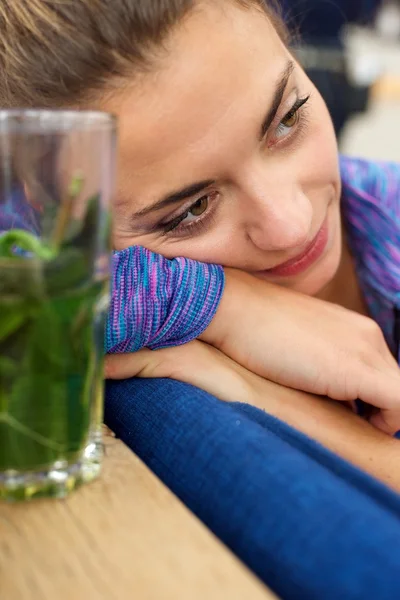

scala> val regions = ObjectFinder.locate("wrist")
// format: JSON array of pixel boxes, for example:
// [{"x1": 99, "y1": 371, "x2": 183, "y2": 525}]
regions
[{"x1": 200, "y1": 268, "x2": 257, "y2": 348}]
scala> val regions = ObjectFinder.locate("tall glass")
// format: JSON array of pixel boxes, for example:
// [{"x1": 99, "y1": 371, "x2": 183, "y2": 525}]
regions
[{"x1": 0, "y1": 110, "x2": 116, "y2": 501}]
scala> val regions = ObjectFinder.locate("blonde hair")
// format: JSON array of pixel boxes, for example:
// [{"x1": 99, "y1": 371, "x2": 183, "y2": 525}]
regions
[{"x1": 0, "y1": 0, "x2": 289, "y2": 108}]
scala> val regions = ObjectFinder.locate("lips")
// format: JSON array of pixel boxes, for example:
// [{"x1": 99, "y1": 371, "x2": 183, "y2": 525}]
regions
[{"x1": 261, "y1": 219, "x2": 329, "y2": 278}]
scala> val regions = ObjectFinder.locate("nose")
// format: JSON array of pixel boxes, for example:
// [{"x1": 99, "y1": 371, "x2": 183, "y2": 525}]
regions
[{"x1": 242, "y1": 173, "x2": 313, "y2": 253}]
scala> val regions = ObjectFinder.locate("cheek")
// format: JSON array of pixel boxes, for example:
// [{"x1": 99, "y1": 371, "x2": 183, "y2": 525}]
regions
[
  {"x1": 308, "y1": 97, "x2": 339, "y2": 176},
  {"x1": 113, "y1": 220, "x2": 242, "y2": 266},
  {"x1": 152, "y1": 233, "x2": 237, "y2": 264},
  {"x1": 297, "y1": 97, "x2": 340, "y2": 202}
]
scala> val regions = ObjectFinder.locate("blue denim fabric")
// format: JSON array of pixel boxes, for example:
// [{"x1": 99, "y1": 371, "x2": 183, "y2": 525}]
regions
[{"x1": 105, "y1": 378, "x2": 400, "y2": 600}]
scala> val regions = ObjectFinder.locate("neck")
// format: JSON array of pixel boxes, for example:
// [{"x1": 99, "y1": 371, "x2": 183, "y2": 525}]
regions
[{"x1": 317, "y1": 237, "x2": 369, "y2": 316}]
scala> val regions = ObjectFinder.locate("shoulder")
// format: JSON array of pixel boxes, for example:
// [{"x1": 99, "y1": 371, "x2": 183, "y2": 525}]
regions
[
  {"x1": 340, "y1": 155, "x2": 400, "y2": 303},
  {"x1": 340, "y1": 155, "x2": 400, "y2": 217}
]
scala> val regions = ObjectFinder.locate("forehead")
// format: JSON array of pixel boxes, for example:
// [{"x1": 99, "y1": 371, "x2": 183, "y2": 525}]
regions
[{"x1": 100, "y1": 2, "x2": 289, "y2": 208}]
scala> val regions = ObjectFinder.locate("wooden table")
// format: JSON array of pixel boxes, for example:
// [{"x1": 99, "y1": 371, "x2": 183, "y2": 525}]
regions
[{"x1": 0, "y1": 435, "x2": 277, "y2": 600}]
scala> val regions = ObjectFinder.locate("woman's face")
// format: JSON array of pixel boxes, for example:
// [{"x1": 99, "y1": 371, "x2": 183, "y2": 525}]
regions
[{"x1": 100, "y1": 1, "x2": 342, "y2": 296}]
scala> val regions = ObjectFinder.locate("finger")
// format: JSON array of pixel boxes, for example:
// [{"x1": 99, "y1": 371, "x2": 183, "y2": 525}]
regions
[
  {"x1": 105, "y1": 342, "x2": 219, "y2": 381},
  {"x1": 379, "y1": 342, "x2": 400, "y2": 369},
  {"x1": 105, "y1": 342, "x2": 256, "y2": 405},
  {"x1": 369, "y1": 409, "x2": 400, "y2": 436},
  {"x1": 356, "y1": 366, "x2": 400, "y2": 411},
  {"x1": 105, "y1": 349, "x2": 160, "y2": 379}
]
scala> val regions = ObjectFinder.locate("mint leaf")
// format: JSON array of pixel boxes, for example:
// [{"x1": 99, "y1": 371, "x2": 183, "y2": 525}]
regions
[
  {"x1": 0, "y1": 304, "x2": 29, "y2": 342},
  {"x1": 0, "y1": 230, "x2": 55, "y2": 260}
]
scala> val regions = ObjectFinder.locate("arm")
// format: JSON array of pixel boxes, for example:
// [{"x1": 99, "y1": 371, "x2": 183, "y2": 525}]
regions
[
  {"x1": 252, "y1": 377, "x2": 400, "y2": 493},
  {"x1": 106, "y1": 247, "x2": 400, "y2": 434},
  {"x1": 201, "y1": 269, "x2": 400, "y2": 434},
  {"x1": 105, "y1": 340, "x2": 400, "y2": 493},
  {"x1": 105, "y1": 246, "x2": 224, "y2": 353}
]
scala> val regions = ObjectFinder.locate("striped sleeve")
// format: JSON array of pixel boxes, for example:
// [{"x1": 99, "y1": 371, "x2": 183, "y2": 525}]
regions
[{"x1": 105, "y1": 246, "x2": 225, "y2": 354}]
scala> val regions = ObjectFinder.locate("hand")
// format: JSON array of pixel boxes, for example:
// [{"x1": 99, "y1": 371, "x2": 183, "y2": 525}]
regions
[
  {"x1": 106, "y1": 341, "x2": 259, "y2": 404},
  {"x1": 105, "y1": 341, "x2": 400, "y2": 491},
  {"x1": 200, "y1": 270, "x2": 400, "y2": 435}
]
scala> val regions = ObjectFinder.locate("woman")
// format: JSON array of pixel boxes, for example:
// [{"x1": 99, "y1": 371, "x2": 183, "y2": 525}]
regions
[
  {"x1": 3, "y1": 2, "x2": 400, "y2": 597},
  {"x1": 2, "y1": 0, "x2": 400, "y2": 467}
]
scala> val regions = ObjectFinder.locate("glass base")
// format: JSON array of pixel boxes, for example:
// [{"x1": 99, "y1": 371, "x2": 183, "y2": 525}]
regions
[{"x1": 0, "y1": 435, "x2": 103, "y2": 502}]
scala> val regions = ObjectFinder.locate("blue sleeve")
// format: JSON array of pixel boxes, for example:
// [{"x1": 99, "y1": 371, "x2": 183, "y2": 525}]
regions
[{"x1": 105, "y1": 246, "x2": 225, "y2": 354}]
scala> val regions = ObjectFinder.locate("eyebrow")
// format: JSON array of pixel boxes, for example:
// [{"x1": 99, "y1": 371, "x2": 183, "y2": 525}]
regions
[
  {"x1": 129, "y1": 60, "x2": 294, "y2": 220},
  {"x1": 260, "y1": 60, "x2": 294, "y2": 138},
  {"x1": 130, "y1": 179, "x2": 215, "y2": 219}
]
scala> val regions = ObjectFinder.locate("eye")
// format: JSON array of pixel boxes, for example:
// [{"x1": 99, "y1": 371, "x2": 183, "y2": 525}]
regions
[
  {"x1": 188, "y1": 196, "x2": 209, "y2": 218},
  {"x1": 276, "y1": 108, "x2": 300, "y2": 139},
  {"x1": 281, "y1": 110, "x2": 299, "y2": 129},
  {"x1": 178, "y1": 196, "x2": 210, "y2": 225},
  {"x1": 161, "y1": 194, "x2": 211, "y2": 233},
  {"x1": 274, "y1": 95, "x2": 310, "y2": 141}
]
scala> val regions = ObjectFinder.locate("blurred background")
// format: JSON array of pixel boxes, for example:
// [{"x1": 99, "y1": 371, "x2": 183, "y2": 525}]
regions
[{"x1": 285, "y1": 0, "x2": 400, "y2": 161}]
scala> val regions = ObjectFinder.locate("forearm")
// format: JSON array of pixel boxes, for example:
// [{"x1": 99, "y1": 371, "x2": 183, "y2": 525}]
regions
[
  {"x1": 200, "y1": 268, "x2": 306, "y2": 376},
  {"x1": 197, "y1": 311, "x2": 400, "y2": 487},
  {"x1": 105, "y1": 331, "x2": 400, "y2": 490},
  {"x1": 200, "y1": 268, "x2": 262, "y2": 348},
  {"x1": 248, "y1": 378, "x2": 400, "y2": 493}
]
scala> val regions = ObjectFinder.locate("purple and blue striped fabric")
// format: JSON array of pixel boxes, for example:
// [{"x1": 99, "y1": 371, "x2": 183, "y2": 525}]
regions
[
  {"x1": 106, "y1": 247, "x2": 224, "y2": 353},
  {"x1": 0, "y1": 189, "x2": 41, "y2": 234},
  {"x1": 341, "y1": 156, "x2": 400, "y2": 358}
]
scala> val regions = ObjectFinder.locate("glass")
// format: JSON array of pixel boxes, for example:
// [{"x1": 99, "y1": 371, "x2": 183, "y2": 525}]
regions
[{"x1": 0, "y1": 110, "x2": 116, "y2": 501}]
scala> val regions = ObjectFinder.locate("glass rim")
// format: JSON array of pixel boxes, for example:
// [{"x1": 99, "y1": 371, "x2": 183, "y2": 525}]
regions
[{"x1": 0, "y1": 109, "x2": 116, "y2": 132}]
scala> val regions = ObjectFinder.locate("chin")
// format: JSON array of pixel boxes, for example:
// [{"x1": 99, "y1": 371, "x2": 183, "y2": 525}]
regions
[{"x1": 289, "y1": 251, "x2": 341, "y2": 297}]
